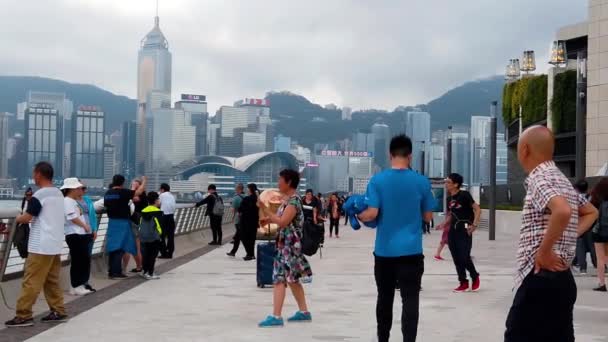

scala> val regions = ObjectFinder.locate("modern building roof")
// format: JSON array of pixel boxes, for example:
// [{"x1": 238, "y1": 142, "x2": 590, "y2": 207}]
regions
[{"x1": 176, "y1": 152, "x2": 298, "y2": 179}]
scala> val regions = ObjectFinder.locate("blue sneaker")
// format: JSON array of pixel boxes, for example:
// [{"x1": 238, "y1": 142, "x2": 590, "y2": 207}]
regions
[
  {"x1": 287, "y1": 311, "x2": 312, "y2": 322},
  {"x1": 258, "y1": 315, "x2": 284, "y2": 328}
]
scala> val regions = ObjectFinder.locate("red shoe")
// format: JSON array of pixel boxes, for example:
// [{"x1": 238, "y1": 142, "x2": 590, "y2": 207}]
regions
[
  {"x1": 471, "y1": 277, "x2": 480, "y2": 292},
  {"x1": 433, "y1": 255, "x2": 445, "y2": 261},
  {"x1": 453, "y1": 281, "x2": 469, "y2": 293}
]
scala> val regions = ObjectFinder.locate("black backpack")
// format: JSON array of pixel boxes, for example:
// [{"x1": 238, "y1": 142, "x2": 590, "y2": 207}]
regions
[{"x1": 301, "y1": 220, "x2": 324, "y2": 256}]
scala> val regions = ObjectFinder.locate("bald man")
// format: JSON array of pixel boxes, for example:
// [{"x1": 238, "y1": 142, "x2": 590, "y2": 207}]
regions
[{"x1": 504, "y1": 126, "x2": 598, "y2": 342}]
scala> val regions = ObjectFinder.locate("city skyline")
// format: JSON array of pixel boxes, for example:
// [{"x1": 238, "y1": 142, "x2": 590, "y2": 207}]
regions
[{"x1": 0, "y1": 1, "x2": 584, "y2": 114}]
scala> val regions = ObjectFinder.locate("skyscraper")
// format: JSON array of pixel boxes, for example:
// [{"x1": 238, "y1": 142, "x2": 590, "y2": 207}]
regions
[
  {"x1": 0, "y1": 112, "x2": 10, "y2": 178},
  {"x1": 176, "y1": 94, "x2": 209, "y2": 156},
  {"x1": 470, "y1": 116, "x2": 491, "y2": 185},
  {"x1": 427, "y1": 139, "x2": 445, "y2": 178},
  {"x1": 406, "y1": 111, "x2": 431, "y2": 174},
  {"x1": 149, "y1": 107, "x2": 196, "y2": 167},
  {"x1": 71, "y1": 105, "x2": 105, "y2": 188},
  {"x1": 104, "y1": 144, "x2": 116, "y2": 187},
  {"x1": 352, "y1": 131, "x2": 375, "y2": 153},
  {"x1": 136, "y1": 10, "x2": 172, "y2": 174},
  {"x1": 371, "y1": 122, "x2": 390, "y2": 169},
  {"x1": 274, "y1": 135, "x2": 291, "y2": 153},
  {"x1": 20, "y1": 91, "x2": 73, "y2": 179},
  {"x1": 451, "y1": 132, "x2": 470, "y2": 184},
  {"x1": 497, "y1": 133, "x2": 508, "y2": 184},
  {"x1": 121, "y1": 121, "x2": 137, "y2": 180},
  {"x1": 217, "y1": 99, "x2": 272, "y2": 157}
]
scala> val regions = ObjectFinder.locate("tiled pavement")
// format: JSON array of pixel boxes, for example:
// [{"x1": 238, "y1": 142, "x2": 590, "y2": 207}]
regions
[{"x1": 5, "y1": 224, "x2": 608, "y2": 342}]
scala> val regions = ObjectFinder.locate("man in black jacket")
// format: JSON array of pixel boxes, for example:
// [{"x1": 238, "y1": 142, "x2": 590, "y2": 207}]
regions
[{"x1": 195, "y1": 184, "x2": 223, "y2": 245}]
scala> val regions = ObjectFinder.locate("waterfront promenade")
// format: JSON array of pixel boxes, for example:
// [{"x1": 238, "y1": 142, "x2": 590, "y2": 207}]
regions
[{"x1": 3, "y1": 223, "x2": 608, "y2": 342}]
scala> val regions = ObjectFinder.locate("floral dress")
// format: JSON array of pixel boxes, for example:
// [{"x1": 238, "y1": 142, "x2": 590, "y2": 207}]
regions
[{"x1": 273, "y1": 194, "x2": 313, "y2": 284}]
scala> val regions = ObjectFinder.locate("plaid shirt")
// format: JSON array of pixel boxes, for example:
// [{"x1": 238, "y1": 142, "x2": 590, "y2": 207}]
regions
[{"x1": 515, "y1": 161, "x2": 586, "y2": 287}]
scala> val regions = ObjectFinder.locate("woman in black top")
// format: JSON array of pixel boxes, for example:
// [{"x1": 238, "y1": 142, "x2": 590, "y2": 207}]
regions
[
  {"x1": 302, "y1": 189, "x2": 318, "y2": 224},
  {"x1": 239, "y1": 183, "x2": 260, "y2": 261}
]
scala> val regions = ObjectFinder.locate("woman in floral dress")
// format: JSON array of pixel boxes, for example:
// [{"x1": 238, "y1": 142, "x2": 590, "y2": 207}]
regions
[{"x1": 258, "y1": 169, "x2": 313, "y2": 328}]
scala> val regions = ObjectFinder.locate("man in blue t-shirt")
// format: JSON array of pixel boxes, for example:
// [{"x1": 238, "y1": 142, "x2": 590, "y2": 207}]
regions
[{"x1": 357, "y1": 134, "x2": 435, "y2": 342}]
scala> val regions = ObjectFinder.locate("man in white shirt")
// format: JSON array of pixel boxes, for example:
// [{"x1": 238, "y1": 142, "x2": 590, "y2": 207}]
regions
[
  {"x1": 6, "y1": 162, "x2": 68, "y2": 327},
  {"x1": 159, "y1": 183, "x2": 176, "y2": 259}
]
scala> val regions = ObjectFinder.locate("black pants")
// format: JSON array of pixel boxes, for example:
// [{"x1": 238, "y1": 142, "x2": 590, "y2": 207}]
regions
[
  {"x1": 329, "y1": 218, "x2": 340, "y2": 236},
  {"x1": 375, "y1": 254, "x2": 424, "y2": 342},
  {"x1": 210, "y1": 215, "x2": 223, "y2": 243},
  {"x1": 242, "y1": 233, "x2": 256, "y2": 258},
  {"x1": 161, "y1": 214, "x2": 176, "y2": 257},
  {"x1": 505, "y1": 270, "x2": 576, "y2": 342},
  {"x1": 66, "y1": 234, "x2": 92, "y2": 288},
  {"x1": 108, "y1": 250, "x2": 125, "y2": 277},
  {"x1": 448, "y1": 227, "x2": 479, "y2": 282},
  {"x1": 142, "y1": 241, "x2": 160, "y2": 275},
  {"x1": 576, "y1": 230, "x2": 597, "y2": 271},
  {"x1": 230, "y1": 224, "x2": 242, "y2": 254},
  {"x1": 344, "y1": 215, "x2": 348, "y2": 225}
]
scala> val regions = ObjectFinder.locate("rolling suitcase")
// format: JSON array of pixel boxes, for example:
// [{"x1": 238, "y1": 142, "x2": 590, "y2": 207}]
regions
[{"x1": 256, "y1": 241, "x2": 275, "y2": 288}]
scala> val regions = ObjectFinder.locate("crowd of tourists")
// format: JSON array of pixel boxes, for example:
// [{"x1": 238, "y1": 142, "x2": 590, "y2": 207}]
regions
[
  {"x1": 3, "y1": 163, "x2": 181, "y2": 327},
  {"x1": 5, "y1": 126, "x2": 608, "y2": 342}
]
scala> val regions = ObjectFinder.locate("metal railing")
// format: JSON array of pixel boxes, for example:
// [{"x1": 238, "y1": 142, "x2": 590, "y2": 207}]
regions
[{"x1": 0, "y1": 204, "x2": 234, "y2": 282}]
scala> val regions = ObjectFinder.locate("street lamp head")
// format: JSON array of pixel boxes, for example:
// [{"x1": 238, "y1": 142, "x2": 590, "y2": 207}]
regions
[
  {"x1": 505, "y1": 59, "x2": 521, "y2": 80},
  {"x1": 549, "y1": 40, "x2": 567, "y2": 66},
  {"x1": 521, "y1": 50, "x2": 536, "y2": 73}
]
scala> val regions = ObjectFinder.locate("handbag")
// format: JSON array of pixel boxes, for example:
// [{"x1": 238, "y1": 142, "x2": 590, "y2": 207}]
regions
[{"x1": 13, "y1": 223, "x2": 29, "y2": 259}]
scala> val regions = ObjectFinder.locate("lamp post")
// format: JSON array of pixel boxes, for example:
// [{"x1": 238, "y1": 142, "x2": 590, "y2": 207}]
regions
[
  {"x1": 489, "y1": 101, "x2": 498, "y2": 241},
  {"x1": 420, "y1": 141, "x2": 426, "y2": 176},
  {"x1": 575, "y1": 51, "x2": 587, "y2": 180}
]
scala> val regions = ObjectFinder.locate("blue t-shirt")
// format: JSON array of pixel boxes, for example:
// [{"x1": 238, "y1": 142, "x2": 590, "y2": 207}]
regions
[{"x1": 366, "y1": 169, "x2": 436, "y2": 257}]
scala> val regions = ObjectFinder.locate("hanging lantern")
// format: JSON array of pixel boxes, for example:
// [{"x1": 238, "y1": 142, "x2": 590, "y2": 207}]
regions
[
  {"x1": 549, "y1": 40, "x2": 567, "y2": 66},
  {"x1": 521, "y1": 50, "x2": 536, "y2": 73}
]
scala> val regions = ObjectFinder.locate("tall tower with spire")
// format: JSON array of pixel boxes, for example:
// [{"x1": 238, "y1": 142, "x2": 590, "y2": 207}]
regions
[{"x1": 136, "y1": 2, "x2": 172, "y2": 174}]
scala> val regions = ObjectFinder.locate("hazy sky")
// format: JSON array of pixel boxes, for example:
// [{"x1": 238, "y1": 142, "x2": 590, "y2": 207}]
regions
[{"x1": 1, "y1": 0, "x2": 586, "y2": 113}]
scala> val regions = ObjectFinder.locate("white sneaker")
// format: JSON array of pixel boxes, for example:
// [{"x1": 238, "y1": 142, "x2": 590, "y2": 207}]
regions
[
  {"x1": 143, "y1": 273, "x2": 153, "y2": 280},
  {"x1": 71, "y1": 285, "x2": 92, "y2": 296},
  {"x1": 150, "y1": 273, "x2": 160, "y2": 280}
]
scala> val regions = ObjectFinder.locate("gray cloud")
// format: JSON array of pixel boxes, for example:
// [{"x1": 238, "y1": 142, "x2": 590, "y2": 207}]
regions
[{"x1": 0, "y1": 0, "x2": 586, "y2": 113}]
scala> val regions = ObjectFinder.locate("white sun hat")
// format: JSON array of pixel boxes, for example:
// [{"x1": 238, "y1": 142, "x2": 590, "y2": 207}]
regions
[{"x1": 60, "y1": 177, "x2": 84, "y2": 190}]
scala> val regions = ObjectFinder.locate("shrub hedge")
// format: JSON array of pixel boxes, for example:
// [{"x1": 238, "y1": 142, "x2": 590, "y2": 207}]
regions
[
  {"x1": 551, "y1": 70, "x2": 577, "y2": 133},
  {"x1": 501, "y1": 74, "x2": 548, "y2": 126}
]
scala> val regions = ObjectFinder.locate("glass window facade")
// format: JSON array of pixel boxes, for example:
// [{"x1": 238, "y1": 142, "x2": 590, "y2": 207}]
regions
[
  {"x1": 25, "y1": 108, "x2": 61, "y2": 177},
  {"x1": 71, "y1": 109, "x2": 105, "y2": 179}
]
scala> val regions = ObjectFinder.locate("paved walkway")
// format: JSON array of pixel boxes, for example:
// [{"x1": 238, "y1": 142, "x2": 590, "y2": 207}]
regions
[{"x1": 21, "y1": 224, "x2": 608, "y2": 342}]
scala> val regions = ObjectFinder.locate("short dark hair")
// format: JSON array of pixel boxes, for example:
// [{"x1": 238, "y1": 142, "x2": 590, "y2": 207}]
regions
[
  {"x1": 111, "y1": 174, "x2": 126, "y2": 187},
  {"x1": 305, "y1": 189, "x2": 314, "y2": 194},
  {"x1": 236, "y1": 183, "x2": 244, "y2": 191},
  {"x1": 208, "y1": 184, "x2": 216, "y2": 191},
  {"x1": 575, "y1": 179, "x2": 588, "y2": 194},
  {"x1": 34, "y1": 161, "x2": 54, "y2": 181},
  {"x1": 247, "y1": 183, "x2": 258, "y2": 195},
  {"x1": 147, "y1": 191, "x2": 159, "y2": 204},
  {"x1": 160, "y1": 183, "x2": 170, "y2": 192},
  {"x1": 447, "y1": 173, "x2": 464, "y2": 188},
  {"x1": 389, "y1": 134, "x2": 413, "y2": 158},
  {"x1": 279, "y1": 169, "x2": 300, "y2": 189}
]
